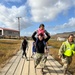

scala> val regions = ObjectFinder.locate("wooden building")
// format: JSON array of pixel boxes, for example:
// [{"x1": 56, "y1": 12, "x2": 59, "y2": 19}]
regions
[{"x1": 0, "y1": 27, "x2": 19, "y2": 38}]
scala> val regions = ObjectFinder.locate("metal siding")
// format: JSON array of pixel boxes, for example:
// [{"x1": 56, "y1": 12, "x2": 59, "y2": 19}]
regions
[{"x1": 4, "y1": 30, "x2": 19, "y2": 37}]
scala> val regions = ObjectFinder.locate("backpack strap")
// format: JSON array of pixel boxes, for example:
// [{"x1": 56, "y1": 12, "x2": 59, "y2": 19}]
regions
[
  {"x1": 36, "y1": 38, "x2": 38, "y2": 45},
  {"x1": 36, "y1": 38, "x2": 46, "y2": 46}
]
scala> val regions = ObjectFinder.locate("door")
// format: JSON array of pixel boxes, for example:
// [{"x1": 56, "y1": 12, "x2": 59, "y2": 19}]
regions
[{"x1": 0, "y1": 30, "x2": 2, "y2": 35}]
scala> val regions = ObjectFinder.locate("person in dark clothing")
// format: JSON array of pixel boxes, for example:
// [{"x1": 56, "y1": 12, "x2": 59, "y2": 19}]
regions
[
  {"x1": 22, "y1": 37, "x2": 28, "y2": 60},
  {"x1": 32, "y1": 30, "x2": 50, "y2": 73}
]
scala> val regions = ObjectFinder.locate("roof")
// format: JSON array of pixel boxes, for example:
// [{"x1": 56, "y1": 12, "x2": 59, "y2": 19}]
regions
[{"x1": 0, "y1": 27, "x2": 19, "y2": 32}]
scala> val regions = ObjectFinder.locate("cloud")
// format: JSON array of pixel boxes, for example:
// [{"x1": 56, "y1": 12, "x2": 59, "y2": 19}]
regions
[
  {"x1": 0, "y1": 4, "x2": 32, "y2": 31},
  {"x1": 0, "y1": 0, "x2": 75, "y2": 35},
  {"x1": 28, "y1": 0, "x2": 75, "y2": 22},
  {"x1": 53, "y1": 17, "x2": 75, "y2": 30},
  {"x1": 5, "y1": 0, "x2": 21, "y2": 3},
  {"x1": 21, "y1": 31, "x2": 32, "y2": 36}
]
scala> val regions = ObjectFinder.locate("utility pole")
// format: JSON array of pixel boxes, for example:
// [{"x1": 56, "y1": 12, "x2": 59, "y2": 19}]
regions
[{"x1": 16, "y1": 17, "x2": 21, "y2": 38}]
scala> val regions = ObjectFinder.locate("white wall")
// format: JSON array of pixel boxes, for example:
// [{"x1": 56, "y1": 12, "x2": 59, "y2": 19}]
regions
[{"x1": 57, "y1": 37, "x2": 65, "y2": 41}]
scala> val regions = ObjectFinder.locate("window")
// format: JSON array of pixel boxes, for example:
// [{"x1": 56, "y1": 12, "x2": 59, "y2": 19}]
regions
[{"x1": 8, "y1": 31, "x2": 12, "y2": 34}]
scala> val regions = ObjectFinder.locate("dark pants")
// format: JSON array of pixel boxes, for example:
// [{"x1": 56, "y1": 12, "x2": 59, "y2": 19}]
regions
[{"x1": 22, "y1": 47, "x2": 27, "y2": 58}]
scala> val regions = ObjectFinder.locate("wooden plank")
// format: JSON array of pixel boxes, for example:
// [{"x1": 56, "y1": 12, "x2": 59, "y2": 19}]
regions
[
  {"x1": 21, "y1": 41, "x2": 31, "y2": 75},
  {"x1": 13, "y1": 58, "x2": 25, "y2": 75},
  {"x1": 49, "y1": 55, "x2": 63, "y2": 71},
  {"x1": 0, "y1": 56, "x2": 17, "y2": 75},
  {"x1": 28, "y1": 41, "x2": 36, "y2": 75},
  {"x1": 46, "y1": 59, "x2": 57, "y2": 75},
  {"x1": 47, "y1": 56, "x2": 63, "y2": 75},
  {"x1": 0, "y1": 51, "x2": 22, "y2": 75},
  {"x1": 29, "y1": 59, "x2": 36, "y2": 75},
  {"x1": 21, "y1": 59, "x2": 29, "y2": 75},
  {"x1": 49, "y1": 56, "x2": 72, "y2": 75},
  {"x1": 29, "y1": 41, "x2": 36, "y2": 75},
  {"x1": 4, "y1": 52, "x2": 22, "y2": 75},
  {"x1": 36, "y1": 67, "x2": 43, "y2": 75}
]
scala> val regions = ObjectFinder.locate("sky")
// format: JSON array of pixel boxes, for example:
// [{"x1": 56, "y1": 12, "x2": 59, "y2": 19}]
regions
[{"x1": 0, "y1": 0, "x2": 75, "y2": 36}]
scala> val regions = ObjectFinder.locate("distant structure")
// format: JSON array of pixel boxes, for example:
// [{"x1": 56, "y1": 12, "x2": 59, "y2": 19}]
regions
[
  {"x1": 0, "y1": 27, "x2": 19, "y2": 38},
  {"x1": 57, "y1": 37, "x2": 66, "y2": 41},
  {"x1": 16, "y1": 17, "x2": 21, "y2": 37}
]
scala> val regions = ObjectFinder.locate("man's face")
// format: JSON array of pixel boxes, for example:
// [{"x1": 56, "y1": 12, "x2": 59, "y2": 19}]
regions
[
  {"x1": 24, "y1": 37, "x2": 26, "y2": 40},
  {"x1": 38, "y1": 35, "x2": 43, "y2": 41},
  {"x1": 68, "y1": 35, "x2": 74, "y2": 42}
]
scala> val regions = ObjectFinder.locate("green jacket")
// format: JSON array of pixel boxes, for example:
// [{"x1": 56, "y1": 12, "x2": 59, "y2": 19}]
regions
[{"x1": 58, "y1": 40, "x2": 75, "y2": 57}]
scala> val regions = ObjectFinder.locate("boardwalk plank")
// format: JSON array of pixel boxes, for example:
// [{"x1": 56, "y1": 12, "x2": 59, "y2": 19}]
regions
[
  {"x1": 29, "y1": 42, "x2": 36, "y2": 75},
  {"x1": 49, "y1": 55, "x2": 63, "y2": 71},
  {"x1": 36, "y1": 67, "x2": 43, "y2": 75},
  {"x1": 47, "y1": 56, "x2": 63, "y2": 75},
  {"x1": 48, "y1": 55, "x2": 72, "y2": 75},
  {"x1": 21, "y1": 59, "x2": 29, "y2": 75},
  {"x1": 0, "y1": 56, "x2": 17, "y2": 75},
  {"x1": 4, "y1": 52, "x2": 22, "y2": 75},
  {"x1": 13, "y1": 58, "x2": 25, "y2": 75},
  {"x1": 21, "y1": 41, "x2": 31, "y2": 75},
  {"x1": 29, "y1": 60, "x2": 36, "y2": 75},
  {"x1": 46, "y1": 60, "x2": 57, "y2": 75},
  {"x1": 0, "y1": 51, "x2": 22, "y2": 75}
]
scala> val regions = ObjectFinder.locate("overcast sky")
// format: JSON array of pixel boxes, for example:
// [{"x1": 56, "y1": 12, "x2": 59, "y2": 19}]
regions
[{"x1": 0, "y1": 0, "x2": 75, "y2": 36}]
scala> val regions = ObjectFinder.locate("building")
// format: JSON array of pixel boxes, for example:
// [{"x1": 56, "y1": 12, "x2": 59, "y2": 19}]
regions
[
  {"x1": 57, "y1": 37, "x2": 66, "y2": 41},
  {"x1": 0, "y1": 27, "x2": 20, "y2": 38}
]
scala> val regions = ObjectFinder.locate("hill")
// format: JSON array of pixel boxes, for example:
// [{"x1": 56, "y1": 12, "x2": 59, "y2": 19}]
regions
[{"x1": 51, "y1": 31, "x2": 75, "y2": 39}]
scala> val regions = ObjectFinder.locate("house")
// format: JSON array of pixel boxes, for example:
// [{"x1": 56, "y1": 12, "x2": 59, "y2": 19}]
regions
[
  {"x1": 57, "y1": 37, "x2": 65, "y2": 41},
  {"x1": 0, "y1": 27, "x2": 20, "y2": 38}
]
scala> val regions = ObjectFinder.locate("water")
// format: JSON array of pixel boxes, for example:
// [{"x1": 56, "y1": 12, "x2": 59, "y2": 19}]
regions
[{"x1": 47, "y1": 46, "x2": 53, "y2": 48}]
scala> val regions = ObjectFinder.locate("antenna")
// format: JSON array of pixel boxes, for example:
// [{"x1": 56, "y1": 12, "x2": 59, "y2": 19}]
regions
[{"x1": 16, "y1": 17, "x2": 21, "y2": 37}]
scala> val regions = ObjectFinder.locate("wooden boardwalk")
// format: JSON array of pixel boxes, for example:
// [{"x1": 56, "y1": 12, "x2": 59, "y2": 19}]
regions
[{"x1": 0, "y1": 41, "x2": 71, "y2": 75}]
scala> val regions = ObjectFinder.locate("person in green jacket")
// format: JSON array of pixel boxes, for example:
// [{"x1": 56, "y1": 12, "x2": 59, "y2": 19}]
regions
[{"x1": 58, "y1": 34, "x2": 75, "y2": 75}]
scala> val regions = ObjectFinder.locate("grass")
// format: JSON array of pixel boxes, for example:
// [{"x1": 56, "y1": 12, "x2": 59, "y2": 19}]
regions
[
  {"x1": 48, "y1": 40, "x2": 75, "y2": 75},
  {"x1": 0, "y1": 39, "x2": 21, "y2": 68}
]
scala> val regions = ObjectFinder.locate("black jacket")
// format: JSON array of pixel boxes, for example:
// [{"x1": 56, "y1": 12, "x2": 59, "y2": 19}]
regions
[
  {"x1": 32, "y1": 31, "x2": 50, "y2": 53},
  {"x1": 22, "y1": 39, "x2": 28, "y2": 49}
]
